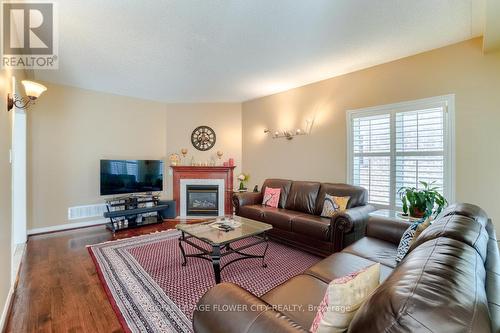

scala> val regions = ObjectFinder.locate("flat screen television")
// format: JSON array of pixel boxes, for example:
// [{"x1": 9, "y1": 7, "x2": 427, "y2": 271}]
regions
[{"x1": 100, "y1": 159, "x2": 164, "y2": 195}]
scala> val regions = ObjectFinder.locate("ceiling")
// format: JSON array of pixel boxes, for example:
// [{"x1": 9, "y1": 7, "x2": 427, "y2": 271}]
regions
[{"x1": 34, "y1": 0, "x2": 486, "y2": 102}]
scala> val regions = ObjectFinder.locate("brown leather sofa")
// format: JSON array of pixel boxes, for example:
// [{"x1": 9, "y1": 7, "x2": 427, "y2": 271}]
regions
[
  {"x1": 193, "y1": 203, "x2": 500, "y2": 332},
  {"x1": 233, "y1": 179, "x2": 375, "y2": 256}
]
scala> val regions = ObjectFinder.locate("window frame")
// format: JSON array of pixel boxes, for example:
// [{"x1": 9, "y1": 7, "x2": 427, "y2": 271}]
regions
[{"x1": 346, "y1": 94, "x2": 455, "y2": 210}]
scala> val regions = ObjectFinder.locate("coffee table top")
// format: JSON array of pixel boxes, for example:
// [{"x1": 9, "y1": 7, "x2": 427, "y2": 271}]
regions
[{"x1": 176, "y1": 216, "x2": 272, "y2": 246}]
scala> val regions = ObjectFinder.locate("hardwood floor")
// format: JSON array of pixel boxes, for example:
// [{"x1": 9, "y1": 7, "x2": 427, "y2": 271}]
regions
[{"x1": 5, "y1": 220, "x2": 200, "y2": 333}]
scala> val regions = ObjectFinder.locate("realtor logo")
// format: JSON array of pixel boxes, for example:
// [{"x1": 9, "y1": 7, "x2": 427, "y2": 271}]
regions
[{"x1": 1, "y1": 1, "x2": 58, "y2": 69}]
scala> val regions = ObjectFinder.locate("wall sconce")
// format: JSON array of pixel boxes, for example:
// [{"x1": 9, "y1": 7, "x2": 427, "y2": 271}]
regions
[
  {"x1": 7, "y1": 80, "x2": 47, "y2": 112},
  {"x1": 264, "y1": 118, "x2": 314, "y2": 140}
]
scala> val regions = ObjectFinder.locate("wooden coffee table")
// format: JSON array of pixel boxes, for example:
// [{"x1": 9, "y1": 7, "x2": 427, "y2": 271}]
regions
[{"x1": 176, "y1": 216, "x2": 273, "y2": 284}]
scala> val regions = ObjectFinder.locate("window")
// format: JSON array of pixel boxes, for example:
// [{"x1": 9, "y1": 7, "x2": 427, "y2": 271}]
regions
[{"x1": 347, "y1": 95, "x2": 455, "y2": 209}]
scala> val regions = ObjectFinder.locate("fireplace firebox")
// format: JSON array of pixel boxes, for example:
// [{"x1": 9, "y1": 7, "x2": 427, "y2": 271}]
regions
[{"x1": 186, "y1": 185, "x2": 219, "y2": 216}]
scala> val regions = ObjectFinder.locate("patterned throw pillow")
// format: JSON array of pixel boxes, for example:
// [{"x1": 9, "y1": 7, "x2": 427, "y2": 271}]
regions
[
  {"x1": 321, "y1": 194, "x2": 350, "y2": 218},
  {"x1": 262, "y1": 187, "x2": 281, "y2": 208},
  {"x1": 395, "y1": 217, "x2": 432, "y2": 263},
  {"x1": 310, "y1": 263, "x2": 380, "y2": 333}
]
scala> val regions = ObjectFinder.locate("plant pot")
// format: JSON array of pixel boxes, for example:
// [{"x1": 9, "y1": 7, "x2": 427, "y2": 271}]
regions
[{"x1": 410, "y1": 207, "x2": 425, "y2": 218}]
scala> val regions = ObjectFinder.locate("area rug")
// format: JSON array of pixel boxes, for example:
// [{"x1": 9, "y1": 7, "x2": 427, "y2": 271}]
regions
[{"x1": 88, "y1": 229, "x2": 321, "y2": 333}]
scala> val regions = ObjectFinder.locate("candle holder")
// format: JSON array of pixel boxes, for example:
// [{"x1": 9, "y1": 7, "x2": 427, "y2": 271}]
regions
[
  {"x1": 180, "y1": 148, "x2": 188, "y2": 165},
  {"x1": 216, "y1": 151, "x2": 224, "y2": 165}
]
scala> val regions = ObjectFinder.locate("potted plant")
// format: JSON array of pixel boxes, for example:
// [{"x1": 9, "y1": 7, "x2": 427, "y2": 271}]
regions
[
  {"x1": 237, "y1": 173, "x2": 249, "y2": 191},
  {"x1": 398, "y1": 181, "x2": 447, "y2": 219}
]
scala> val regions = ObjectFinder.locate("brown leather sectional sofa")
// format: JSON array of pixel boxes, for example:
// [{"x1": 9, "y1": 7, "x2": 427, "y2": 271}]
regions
[
  {"x1": 193, "y1": 203, "x2": 500, "y2": 332},
  {"x1": 233, "y1": 179, "x2": 375, "y2": 256}
]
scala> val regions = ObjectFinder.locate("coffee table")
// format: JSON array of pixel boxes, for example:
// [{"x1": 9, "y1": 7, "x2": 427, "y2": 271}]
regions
[{"x1": 176, "y1": 216, "x2": 273, "y2": 284}]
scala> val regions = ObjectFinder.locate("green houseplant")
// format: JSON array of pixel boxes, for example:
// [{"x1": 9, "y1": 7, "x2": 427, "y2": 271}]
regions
[{"x1": 398, "y1": 181, "x2": 447, "y2": 219}]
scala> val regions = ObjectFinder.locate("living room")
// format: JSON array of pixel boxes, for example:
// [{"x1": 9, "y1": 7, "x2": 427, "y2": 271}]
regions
[{"x1": 0, "y1": 1, "x2": 499, "y2": 332}]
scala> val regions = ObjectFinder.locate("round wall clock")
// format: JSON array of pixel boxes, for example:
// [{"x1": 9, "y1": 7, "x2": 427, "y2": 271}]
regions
[{"x1": 191, "y1": 126, "x2": 216, "y2": 151}]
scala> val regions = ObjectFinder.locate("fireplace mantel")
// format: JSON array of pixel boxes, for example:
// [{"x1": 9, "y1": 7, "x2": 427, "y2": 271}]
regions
[
  {"x1": 171, "y1": 165, "x2": 236, "y2": 216},
  {"x1": 171, "y1": 166, "x2": 236, "y2": 172}
]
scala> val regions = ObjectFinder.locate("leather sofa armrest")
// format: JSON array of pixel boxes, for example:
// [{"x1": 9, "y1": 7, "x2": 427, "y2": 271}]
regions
[
  {"x1": 331, "y1": 205, "x2": 376, "y2": 252},
  {"x1": 366, "y1": 215, "x2": 413, "y2": 245},
  {"x1": 193, "y1": 283, "x2": 306, "y2": 333},
  {"x1": 232, "y1": 192, "x2": 263, "y2": 215}
]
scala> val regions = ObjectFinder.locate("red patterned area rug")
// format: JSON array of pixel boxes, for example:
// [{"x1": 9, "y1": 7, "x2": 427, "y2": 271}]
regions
[{"x1": 88, "y1": 229, "x2": 321, "y2": 333}]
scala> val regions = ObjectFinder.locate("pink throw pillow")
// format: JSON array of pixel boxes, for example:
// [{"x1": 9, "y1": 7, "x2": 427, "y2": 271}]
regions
[
  {"x1": 310, "y1": 263, "x2": 380, "y2": 333},
  {"x1": 262, "y1": 187, "x2": 281, "y2": 208}
]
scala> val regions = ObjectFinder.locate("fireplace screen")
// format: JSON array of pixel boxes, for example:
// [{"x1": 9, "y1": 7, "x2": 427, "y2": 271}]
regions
[{"x1": 186, "y1": 185, "x2": 219, "y2": 216}]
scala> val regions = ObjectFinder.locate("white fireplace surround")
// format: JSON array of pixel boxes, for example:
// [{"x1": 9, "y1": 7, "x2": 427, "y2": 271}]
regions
[{"x1": 180, "y1": 179, "x2": 225, "y2": 218}]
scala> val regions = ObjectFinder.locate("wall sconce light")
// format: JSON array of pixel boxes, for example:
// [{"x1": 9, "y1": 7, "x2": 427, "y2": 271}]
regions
[
  {"x1": 264, "y1": 118, "x2": 314, "y2": 140},
  {"x1": 7, "y1": 80, "x2": 47, "y2": 112}
]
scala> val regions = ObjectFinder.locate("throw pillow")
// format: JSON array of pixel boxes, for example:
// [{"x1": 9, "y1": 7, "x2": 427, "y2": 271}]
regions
[
  {"x1": 395, "y1": 217, "x2": 432, "y2": 263},
  {"x1": 310, "y1": 263, "x2": 380, "y2": 333},
  {"x1": 321, "y1": 194, "x2": 350, "y2": 218},
  {"x1": 262, "y1": 187, "x2": 281, "y2": 208}
]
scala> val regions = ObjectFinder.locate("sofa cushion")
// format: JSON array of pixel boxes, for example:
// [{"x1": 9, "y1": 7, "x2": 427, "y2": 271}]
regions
[
  {"x1": 262, "y1": 187, "x2": 281, "y2": 208},
  {"x1": 440, "y1": 202, "x2": 489, "y2": 227},
  {"x1": 409, "y1": 214, "x2": 489, "y2": 263},
  {"x1": 310, "y1": 263, "x2": 380, "y2": 333},
  {"x1": 306, "y1": 252, "x2": 393, "y2": 284},
  {"x1": 261, "y1": 207, "x2": 302, "y2": 231},
  {"x1": 395, "y1": 218, "x2": 431, "y2": 263},
  {"x1": 320, "y1": 194, "x2": 350, "y2": 218},
  {"x1": 342, "y1": 237, "x2": 398, "y2": 268},
  {"x1": 238, "y1": 204, "x2": 266, "y2": 221},
  {"x1": 291, "y1": 214, "x2": 331, "y2": 241},
  {"x1": 261, "y1": 179, "x2": 292, "y2": 209},
  {"x1": 315, "y1": 183, "x2": 368, "y2": 215},
  {"x1": 349, "y1": 236, "x2": 492, "y2": 333},
  {"x1": 285, "y1": 181, "x2": 320, "y2": 214},
  {"x1": 262, "y1": 274, "x2": 327, "y2": 329}
]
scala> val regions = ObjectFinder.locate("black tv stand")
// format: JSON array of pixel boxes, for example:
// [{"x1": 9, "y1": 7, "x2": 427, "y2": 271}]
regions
[{"x1": 103, "y1": 194, "x2": 175, "y2": 233}]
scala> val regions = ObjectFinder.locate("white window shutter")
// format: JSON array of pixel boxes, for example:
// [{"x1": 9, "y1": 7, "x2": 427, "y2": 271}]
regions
[{"x1": 348, "y1": 96, "x2": 454, "y2": 210}]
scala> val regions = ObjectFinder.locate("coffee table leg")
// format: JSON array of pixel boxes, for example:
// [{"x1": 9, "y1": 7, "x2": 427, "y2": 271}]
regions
[
  {"x1": 211, "y1": 245, "x2": 222, "y2": 284},
  {"x1": 262, "y1": 233, "x2": 269, "y2": 268},
  {"x1": 179, "y1": 232, "x2": 187, "y2": 266}
]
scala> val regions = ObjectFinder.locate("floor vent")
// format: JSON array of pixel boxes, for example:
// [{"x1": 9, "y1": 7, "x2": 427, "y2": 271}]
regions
[{"x1": 68, "y1": 204, "x2": 107, "y2": 220}]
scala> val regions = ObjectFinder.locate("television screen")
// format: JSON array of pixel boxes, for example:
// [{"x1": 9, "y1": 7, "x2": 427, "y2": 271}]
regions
[{"x1": 100, "y1": 159, "x2": 164, "y2": 195}]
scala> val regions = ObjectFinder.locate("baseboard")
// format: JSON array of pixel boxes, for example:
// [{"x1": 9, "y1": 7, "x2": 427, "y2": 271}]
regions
[
  {"x1": 27, "y1": 219, "x2": 108, "y2": 235},
  {"x1": 0, "y1": 243, "x2": 26, "y2": 332},
  {"x1": 0, "y1": 283, "x2": 15, "y2": 332}
]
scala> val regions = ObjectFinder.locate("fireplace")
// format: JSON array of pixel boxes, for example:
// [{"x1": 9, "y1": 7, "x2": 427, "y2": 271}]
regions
[
  {"x1": 173, "y1": 166, "x2": 235, "y2": 217},
  {"x1": 179, "y1": 178, "x2": 226, "y2": 217},
  {"x1": 186, "y1": 185, "x2": 219, "y2": 216}
]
